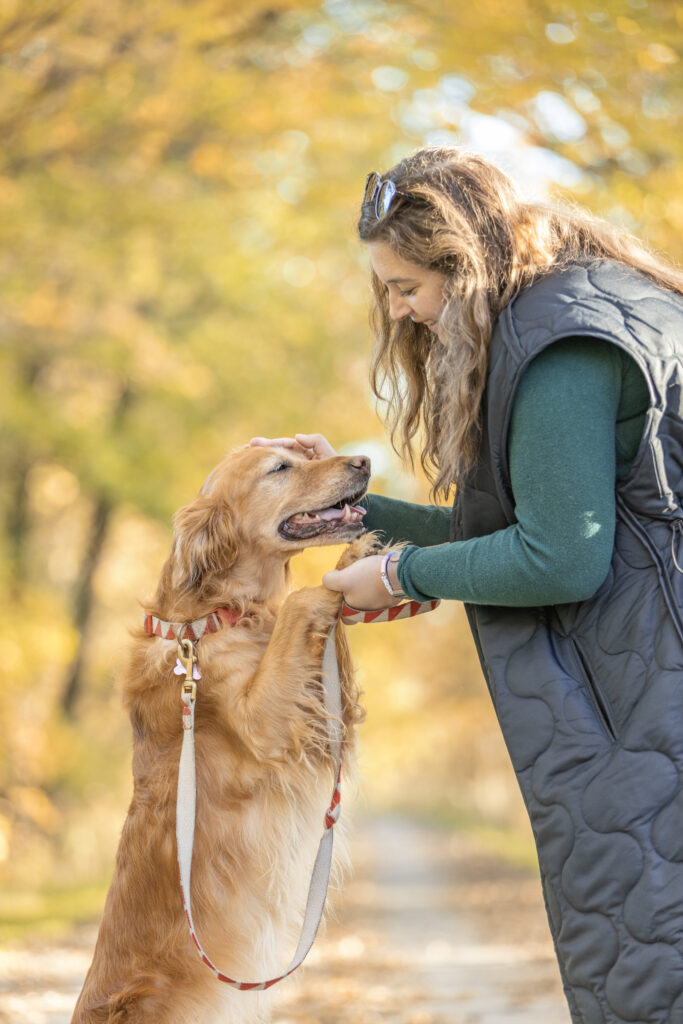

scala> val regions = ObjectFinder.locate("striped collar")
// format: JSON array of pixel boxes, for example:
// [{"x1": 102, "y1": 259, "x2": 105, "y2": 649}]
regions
[{"x1": 143, "y1": 607, "x2": 245, "y2": 642}]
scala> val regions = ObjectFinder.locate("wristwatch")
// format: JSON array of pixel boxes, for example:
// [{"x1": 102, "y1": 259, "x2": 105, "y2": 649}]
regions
[{"x1": 380, "y1": 551, "x2": 405, "y2": 599}]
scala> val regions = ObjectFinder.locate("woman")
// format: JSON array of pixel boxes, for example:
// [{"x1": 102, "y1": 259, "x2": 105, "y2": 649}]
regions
[{"x1": 252, "y1": 147, "x2": 683, "y2": 1024}]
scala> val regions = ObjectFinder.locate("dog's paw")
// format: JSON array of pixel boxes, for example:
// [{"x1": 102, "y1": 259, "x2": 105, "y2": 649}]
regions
[
  {"x1": 285, "y1": 584, "x2": 343, "y2": 623},
  {"x1": 335, "y1": 531, "x2": 384, "y2": 570}
]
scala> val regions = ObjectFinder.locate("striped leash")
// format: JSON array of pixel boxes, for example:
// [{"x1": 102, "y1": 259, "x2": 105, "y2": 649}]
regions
[{"x1": 175, "y1": 597, "x2": 440, "y2": 990}]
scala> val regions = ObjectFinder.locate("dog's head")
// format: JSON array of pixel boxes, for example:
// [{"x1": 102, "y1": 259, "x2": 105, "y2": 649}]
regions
[{"x1": 167, "y1": 445, "x2": 370, "y2": 598}]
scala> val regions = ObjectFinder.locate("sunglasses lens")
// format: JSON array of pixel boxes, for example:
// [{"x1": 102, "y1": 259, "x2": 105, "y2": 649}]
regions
[
  {"x1": 362, "y1": 173, "x2": 400, "y2": 220},
  {"x1": 363, "y1": 171, "x2": 381, "y2": 205},
  {"x1": 377, "y1": 180, "x2": 397, "y2": 217}
]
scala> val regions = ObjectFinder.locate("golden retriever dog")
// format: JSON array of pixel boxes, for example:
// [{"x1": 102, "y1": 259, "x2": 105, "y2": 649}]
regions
[{"x1": 72, "y1": 443, "x2": 382, "y2": 1024}]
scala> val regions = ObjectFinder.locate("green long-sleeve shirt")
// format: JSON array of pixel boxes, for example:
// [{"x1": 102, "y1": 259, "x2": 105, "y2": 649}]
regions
[{"x1": 362, "y1": 337, "x2": 649, "y2": 607}]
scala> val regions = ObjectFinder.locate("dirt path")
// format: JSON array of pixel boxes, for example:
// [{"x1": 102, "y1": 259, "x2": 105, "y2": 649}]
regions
[{"x1": 0, "y1": 816, "x2": 570, "y2": 1023}]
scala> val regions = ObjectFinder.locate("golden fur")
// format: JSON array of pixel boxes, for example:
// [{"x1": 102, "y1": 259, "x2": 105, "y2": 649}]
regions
[{"x1": 72, "y1": 444, "x2": 381, "y2": 1024}]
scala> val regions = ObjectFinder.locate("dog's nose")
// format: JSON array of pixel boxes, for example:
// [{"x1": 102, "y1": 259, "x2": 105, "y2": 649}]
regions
[{"x1": 347, "y1": 455, "x2": 371, "y2": 474}]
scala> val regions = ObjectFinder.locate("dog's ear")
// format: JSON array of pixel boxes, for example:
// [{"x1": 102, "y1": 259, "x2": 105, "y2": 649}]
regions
[{"x1": 171, "y1": 494, "x2": 239, "y2": 594}]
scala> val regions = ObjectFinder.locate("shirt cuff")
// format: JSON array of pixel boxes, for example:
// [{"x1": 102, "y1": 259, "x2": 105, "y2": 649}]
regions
[{"x1": 396, "y1": 546, "x2": 439, "y2": 602}]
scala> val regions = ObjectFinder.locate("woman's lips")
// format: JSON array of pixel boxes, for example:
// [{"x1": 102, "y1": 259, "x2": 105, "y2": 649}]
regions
[{"x1": 410, "y1": 317, "x2": 439, "y2": 333}]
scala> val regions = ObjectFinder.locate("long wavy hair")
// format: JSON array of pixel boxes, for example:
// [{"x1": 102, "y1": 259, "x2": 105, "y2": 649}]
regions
[{"x1": 358, "y1": 147, "x2": 683, "y2": 499}]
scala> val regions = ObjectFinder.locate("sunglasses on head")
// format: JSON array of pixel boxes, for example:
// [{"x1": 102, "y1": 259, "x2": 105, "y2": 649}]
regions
[{"x1": 362, "y1": 171, "x2": 403, "y2": 220}]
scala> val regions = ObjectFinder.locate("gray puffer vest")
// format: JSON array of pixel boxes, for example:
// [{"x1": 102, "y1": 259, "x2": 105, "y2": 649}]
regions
[{"x1": 451, "y1": 262, "x2": 683, "y2": 1024}]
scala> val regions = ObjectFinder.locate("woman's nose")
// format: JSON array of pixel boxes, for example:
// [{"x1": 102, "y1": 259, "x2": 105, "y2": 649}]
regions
[{"x1": 388, "y1": 293, "x2": 411, "y2": 321}]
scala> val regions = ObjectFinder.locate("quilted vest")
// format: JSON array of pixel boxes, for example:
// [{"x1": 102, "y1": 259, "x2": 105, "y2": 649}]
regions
[{"x1": 451, "y1": 262, "x2": 683, "y2": 1024}]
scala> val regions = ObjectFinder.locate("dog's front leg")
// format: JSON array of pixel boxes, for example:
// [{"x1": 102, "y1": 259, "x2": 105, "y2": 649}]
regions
[{"x1": 235, "y1": 586, "x2": 342, "y2": 762}]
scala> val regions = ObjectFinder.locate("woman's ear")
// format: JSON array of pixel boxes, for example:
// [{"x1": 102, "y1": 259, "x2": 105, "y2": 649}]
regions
[{"x1": 171, "y1": 494, "x2": 238, "y2": 594}]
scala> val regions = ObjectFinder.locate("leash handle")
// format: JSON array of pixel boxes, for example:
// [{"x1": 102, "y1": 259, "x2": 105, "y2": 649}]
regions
[{"x1": 341, "y1": 598, "x2": 440, "y2": 625}]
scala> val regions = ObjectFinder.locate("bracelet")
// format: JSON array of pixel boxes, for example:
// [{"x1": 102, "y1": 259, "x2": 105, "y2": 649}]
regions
[{"x1": 380, "y1": 551, "x2": 405, "y2": 599}]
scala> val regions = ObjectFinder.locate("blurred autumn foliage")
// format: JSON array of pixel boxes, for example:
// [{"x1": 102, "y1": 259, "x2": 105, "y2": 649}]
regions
[{"x1": 0, "y1": 0, "x2": 681, "y2": 931}]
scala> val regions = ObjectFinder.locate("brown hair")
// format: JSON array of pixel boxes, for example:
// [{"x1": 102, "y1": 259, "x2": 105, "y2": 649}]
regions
[{"x1": 358, "y1": 146, "x2": 683, "y2": 499}]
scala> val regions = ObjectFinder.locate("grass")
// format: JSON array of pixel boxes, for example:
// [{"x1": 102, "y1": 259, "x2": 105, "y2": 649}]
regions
[
  {"x1": 372, "y1": 799, "x2": 541, "y2": 873},
  {"x1": 0, "y1": 804, "x2": 539, "y2": 947},
  {"x1": 460, "y1": 818, "x2": 540, "y2": 871},
  {"x1": 0, "y1": 880, "x2": 107, "y2": 944}
]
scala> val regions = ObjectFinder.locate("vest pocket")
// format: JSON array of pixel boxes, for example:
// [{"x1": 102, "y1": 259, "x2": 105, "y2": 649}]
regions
[
  {"x1": 567, "y1": 635, "x2": 618, "y2": 742},
  {"x1": 616, "y1": 495, "x2": 683, "y2": 644}
]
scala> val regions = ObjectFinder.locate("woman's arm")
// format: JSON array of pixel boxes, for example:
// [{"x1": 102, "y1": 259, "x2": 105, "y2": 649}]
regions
[
  {"x1": 361, "y1": 493, "x2": 452, "y2": 546},
  {"x1": 397, "y1": 337, "x2": 624, "y2": 606}
]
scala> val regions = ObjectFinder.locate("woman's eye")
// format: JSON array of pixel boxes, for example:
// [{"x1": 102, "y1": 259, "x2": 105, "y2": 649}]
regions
[{"x1": 398, "y1": 287, "x2": 416, "y2": 297}]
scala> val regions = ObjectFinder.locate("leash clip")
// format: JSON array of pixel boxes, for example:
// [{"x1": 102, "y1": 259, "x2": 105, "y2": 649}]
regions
[{"x1": 177, "y1": 638, "x2": 198, "y2": 702}]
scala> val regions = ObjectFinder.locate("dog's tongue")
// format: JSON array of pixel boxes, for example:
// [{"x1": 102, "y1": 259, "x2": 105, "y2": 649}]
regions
[
  {"x1": 287, "y1": 504, "x2": 367, "y2": 527},
  {"x1": 318, "y1": 504, "x2": 366, "y2": 522}
]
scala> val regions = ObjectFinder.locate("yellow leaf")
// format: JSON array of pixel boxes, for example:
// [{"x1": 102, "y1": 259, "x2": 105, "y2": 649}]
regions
[
  {"x1": 648, "y1": 43, "x2": 678, "y2": 64},
  {"x1": 616, "y1": 16, "x2": 640, "y2": 35},
  {"x1": 190, "y1": 143, "x2": 226, "y2": 177},
  {"x1": 0, "y1": 175, "x2": 23, "y2": 204},
  {"x1": 8, "y1": 787, "x2": 62, "y2": 835},
  {"x1": 21, "y1": 285, "x2": 60, "y2": 328},
  {"x1": 637, "y1": 49, "x2": 664, "y2": 72}
]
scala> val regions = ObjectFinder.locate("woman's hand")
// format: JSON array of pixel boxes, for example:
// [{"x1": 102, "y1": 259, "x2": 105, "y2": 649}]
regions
[
  {"x1": 250, "y1": 433, "x2": 337, "y2": 460},
  {"x1": 323, "y1": 555, "x2": 403, "y2": 611}
]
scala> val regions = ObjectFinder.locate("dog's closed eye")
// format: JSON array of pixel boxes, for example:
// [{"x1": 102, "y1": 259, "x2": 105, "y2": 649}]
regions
[{"x1": 268, "y1": 462, "x2": 292, "y2": 474}]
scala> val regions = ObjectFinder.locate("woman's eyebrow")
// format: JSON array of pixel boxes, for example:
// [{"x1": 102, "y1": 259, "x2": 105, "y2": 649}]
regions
[{"x1": 386, "y1": 276, "x2": 417, "y2": 284}]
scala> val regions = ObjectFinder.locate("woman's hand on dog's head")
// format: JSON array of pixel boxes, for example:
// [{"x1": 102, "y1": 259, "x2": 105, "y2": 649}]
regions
[{"x1": 250, "y1": 433, "x2": 337, "y2": 460}]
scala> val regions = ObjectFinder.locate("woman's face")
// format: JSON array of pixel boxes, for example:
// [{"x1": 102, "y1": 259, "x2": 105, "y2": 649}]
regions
[{"x1": 368, "y1": 241, "x2": 447, "y2": 336}]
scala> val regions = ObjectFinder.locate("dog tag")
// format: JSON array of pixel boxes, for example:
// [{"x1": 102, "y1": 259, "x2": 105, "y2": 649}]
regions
[{"x1": 174, "y1": 658, "x2": 201, "y2": 680}]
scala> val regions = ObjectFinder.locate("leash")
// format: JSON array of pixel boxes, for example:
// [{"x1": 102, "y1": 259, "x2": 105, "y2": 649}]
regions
[{"x1": 171, "y1": 596, "x2": 440, "y2": 991}]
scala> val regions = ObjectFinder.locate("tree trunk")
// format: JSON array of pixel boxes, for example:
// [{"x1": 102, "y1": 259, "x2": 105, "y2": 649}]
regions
[
  {"x1": 61, "y1": 385, "x2": 132, "y2": 717},
  {"x1": 5, "y1": 359, "x2": 40, "y2": 600},
  {"x1": 6, "y1": 454, "x2": 32, "y2": 602},
  {"x1": 60, "y1": 496, "x2": 112, "y2": 718}
]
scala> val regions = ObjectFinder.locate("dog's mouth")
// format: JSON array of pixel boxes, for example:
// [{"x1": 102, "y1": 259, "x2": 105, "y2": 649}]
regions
[{"x1": 278, "y1": 488, "x2": 367, "y2": 541}]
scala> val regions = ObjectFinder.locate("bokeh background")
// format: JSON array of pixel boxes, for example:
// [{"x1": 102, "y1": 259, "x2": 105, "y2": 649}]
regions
[{"x1": 1, "y1": 0, "x2": 681, "y2": 940}]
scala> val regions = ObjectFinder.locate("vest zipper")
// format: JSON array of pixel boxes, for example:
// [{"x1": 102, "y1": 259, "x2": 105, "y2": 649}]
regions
[
  {"x1": 615, "y1": 494, "x2": 683, "y2": 646},
  {"x1": 568, "y1": 635, "x2": 617, "y2": 743},
  {"x1": 671, "y1": 519, "x2": 683, "y2": 575}
]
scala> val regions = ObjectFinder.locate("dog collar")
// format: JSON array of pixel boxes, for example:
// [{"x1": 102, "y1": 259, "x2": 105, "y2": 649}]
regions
[{"x1": 143, "y1": 607, "x2": 245, "y2": 642}]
